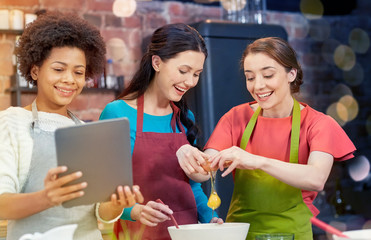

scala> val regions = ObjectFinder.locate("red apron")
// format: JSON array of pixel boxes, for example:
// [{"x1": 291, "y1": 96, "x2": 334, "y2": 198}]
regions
[{"x1": 114, "y1": 95, "x2": 198, "y2": 240}]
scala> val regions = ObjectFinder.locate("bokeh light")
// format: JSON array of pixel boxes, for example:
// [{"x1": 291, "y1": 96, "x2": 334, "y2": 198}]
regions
[
  {"x1": 327, "y1": 102, "x2": 346, "y2": 126},
  {"x1": 348, "y1": 155, "x2": 370, "y2": 182},
  {"x1": 328, "y1": 220, "x2": 347, "y2": 233},
  {"x1": 338, "y1": 95, "x2": 359, "y2": 122},
  {"x1": 363, "y1": 220, "x2": 371, "y2": 229},
  {"x1": 334, "y1": 45, "x2": 356, "y2": 71},
  {"x1": 330, "y1": 83, "x2": 353, "y2": 102},
  {"x1": 106, "y1": 38, "x2": 128, "y2": 63},
  {"x1": 300, "y1": 0, "x2": 324, "y2": 20},
  {"x1": 343, "y1": 63, "x2": 364, "y2": 86},
  {"x1": 113, "y1": 0, "x2": 137, "y2": 18},
  {"x1": 349, "y1": 28, "x2": 370, "y2": 54},
  {"x1": 321, "y1": 38, "x2": 341, "y2": 65},
  {"x1": 366, "y1": 115, "x2": 371, "y2": 136},
  {"x1": 221, "y1": 0, "x2": 247, "y2": 11},
  {"x1": 308, "y1": 18, "x2": 331, "y2": 41}
]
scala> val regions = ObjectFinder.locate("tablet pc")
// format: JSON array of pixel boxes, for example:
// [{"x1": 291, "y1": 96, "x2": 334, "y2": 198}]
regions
[{"x1": 55, "y1": 117, "x2": 132, "y2": 208}]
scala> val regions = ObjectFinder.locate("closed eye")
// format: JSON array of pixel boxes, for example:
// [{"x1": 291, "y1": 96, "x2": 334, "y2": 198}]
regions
[{"x1": 265, "y1": 75, "x2": 273, "y2": 79}]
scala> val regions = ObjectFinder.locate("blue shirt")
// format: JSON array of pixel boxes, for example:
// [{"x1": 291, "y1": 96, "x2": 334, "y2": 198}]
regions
[{"x1": 99, "y1": 99, "x2": 216, "y2": 223}]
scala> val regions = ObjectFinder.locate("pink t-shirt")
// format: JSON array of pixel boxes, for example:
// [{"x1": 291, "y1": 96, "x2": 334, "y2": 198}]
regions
[{"x1": 205, "y1": 102, "x2": 356, "y2": 216}]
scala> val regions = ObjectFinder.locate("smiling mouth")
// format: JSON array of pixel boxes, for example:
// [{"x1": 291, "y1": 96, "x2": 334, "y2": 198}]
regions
[
  {"x1": 257, "y1": 92, "x2": 273, "y2": 98},
  {"x1": 56, "y1": 87, "x2": 74, "y2": 94},
  {"x1": 175, "y1": 86, "x2": 187, "y2": 93}
]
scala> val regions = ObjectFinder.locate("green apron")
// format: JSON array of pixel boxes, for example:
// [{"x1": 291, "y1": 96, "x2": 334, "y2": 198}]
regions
[{"x1": 226, "y1": 99, "x2": 313, "y2": 240}]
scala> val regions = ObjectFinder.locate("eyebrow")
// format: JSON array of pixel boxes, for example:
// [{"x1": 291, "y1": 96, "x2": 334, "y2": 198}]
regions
[
  {"x1": 244, "y1": 66, "x2": 275, "y2": 73},
  {"x1": 180, "y1": 65, "x2": 203, "y2": 72},
  {"x1": 52, "y1": 61, "x2": 86, "y2": 68}
]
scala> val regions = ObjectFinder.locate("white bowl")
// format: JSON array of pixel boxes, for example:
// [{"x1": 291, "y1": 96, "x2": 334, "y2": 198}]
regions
[
  {"x1": 168, "y1": 222, "x2": 250, "y2": 240},
  {"x1": 333, "y1": 229, "x2": 371, "y2": 240}
]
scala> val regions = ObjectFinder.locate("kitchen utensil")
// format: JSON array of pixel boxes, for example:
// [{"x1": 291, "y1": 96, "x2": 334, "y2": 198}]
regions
[
  {"x1": 333, "y1": 229, "x2": 371, "y2": 240},
  {"x1": 255, "y1": 233, "x2": 294, "y2": 240},
  {"x1": 310, "y1": 217, "x2": 349, "y2": 238},
  {"x1": 168, "y1": 222, "x2": 250, "y2": 240},
  {"x1": 155, "y1": 199, "x2": 179, "y2": 229}
]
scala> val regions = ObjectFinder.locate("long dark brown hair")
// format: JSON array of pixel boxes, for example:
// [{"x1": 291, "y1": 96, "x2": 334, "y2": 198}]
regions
[{"x1": 117, "y1": 23, "x2": 208, "y2": 145}]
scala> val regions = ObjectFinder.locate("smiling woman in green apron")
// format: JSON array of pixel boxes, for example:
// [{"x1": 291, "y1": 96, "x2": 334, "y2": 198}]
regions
[
  {"x1": 177, "y1": 37, "x2": 356, "y2": 240},
  {"x1": 0, "y1": 11, "x2": 143, "y2": 240},
  {"x1": 100, "y1": 23, "x2": 223, "y2": 240}
]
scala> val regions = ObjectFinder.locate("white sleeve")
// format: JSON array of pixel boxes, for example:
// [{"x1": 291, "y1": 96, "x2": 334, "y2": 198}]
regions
[{"x1": 0, "y1": 108, "x2": 33, "y2": 195}]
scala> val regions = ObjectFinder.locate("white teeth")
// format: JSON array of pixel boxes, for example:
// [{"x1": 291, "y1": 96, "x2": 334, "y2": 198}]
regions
[
  {"x1": 258, "y1": 92, "x2": 272, "y2": 98},
  {"x1": 57, "y1": 88, "x2": 73, "y2": 93},
  {"x1": 175, "y1": 86, "x2": 186, "y2": 92}
]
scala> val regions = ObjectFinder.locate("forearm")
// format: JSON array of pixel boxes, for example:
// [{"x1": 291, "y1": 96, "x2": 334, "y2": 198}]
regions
[
  {"x1": 0, "y1": 192, "x2": 50, "y2": 220},
  {"x1": 186, "y1": 172, "x2": 210, "y2": 183},
  {"x1": 258, "y1": 151, "x2": 333, "y2": 191}
]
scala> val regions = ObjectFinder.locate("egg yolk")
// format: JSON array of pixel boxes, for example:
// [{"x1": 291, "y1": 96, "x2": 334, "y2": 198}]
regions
[{"x1": 207, "y1": 191, "x2": 221, "y2": 210}]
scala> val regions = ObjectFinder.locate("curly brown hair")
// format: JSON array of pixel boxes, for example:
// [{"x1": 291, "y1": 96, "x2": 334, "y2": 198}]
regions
[{"x1": 15, "y1": 11, "x2": 106, "y2": 85}]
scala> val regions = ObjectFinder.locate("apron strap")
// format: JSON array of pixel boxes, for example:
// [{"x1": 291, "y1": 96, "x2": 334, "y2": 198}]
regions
[
  {"x1": 137, "y1": 95, "x2": 144, "y2": 133},
  {"x1": 137, "y1": 95, "x2": 184, "y2": 134},
  {"x1": 240, "y1": 99, "x2": 301, "y2": 164},
  {"x1": 240, "y1": 105, "x2": 261, "y2": 150},
  {"x1": 290, "y1": 99, "x2": 300, "y2": 164},
  {"x1": 31, "y1": 100, "x2": 81, "y2": 129}
]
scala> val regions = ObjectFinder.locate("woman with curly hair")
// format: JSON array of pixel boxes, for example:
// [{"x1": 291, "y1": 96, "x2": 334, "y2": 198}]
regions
[{"x1": 0, "y1": 11, "x2": 143, "y2": 240}]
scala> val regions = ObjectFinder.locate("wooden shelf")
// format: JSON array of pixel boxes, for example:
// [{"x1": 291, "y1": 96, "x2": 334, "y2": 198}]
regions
[{"x1": 0, "y1": 29, "x2": 23, "y2": 35}]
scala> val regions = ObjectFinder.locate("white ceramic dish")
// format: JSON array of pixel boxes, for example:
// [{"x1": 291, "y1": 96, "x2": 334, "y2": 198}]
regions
[
  {"x1": 168, "y1": 222, "x2": 250, "y2": 240},
  {"x1": 333, "y1": 229, "x2": 371, "y2": 240}
]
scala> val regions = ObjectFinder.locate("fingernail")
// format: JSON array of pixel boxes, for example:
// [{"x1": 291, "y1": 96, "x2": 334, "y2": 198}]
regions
[{"x1": 76, "y1": 171, "x2": 82, "y2": 177}]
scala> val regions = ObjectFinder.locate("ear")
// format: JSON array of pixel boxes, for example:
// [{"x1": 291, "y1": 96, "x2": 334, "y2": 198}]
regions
[
  {"x1": 152, "y1": 55, "x2": 161, "y2": 72},
  {"x1": 30, "y1": 65, "x2": 39, "y2": 81},
  {"x1": 288, "y1": 68, "x2": 297, "y2": 83}
]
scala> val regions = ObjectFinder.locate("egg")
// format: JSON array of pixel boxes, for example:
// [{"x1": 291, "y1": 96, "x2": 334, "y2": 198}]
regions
[{"x1": 207, "y1": 191, "x2": 221, "y2": 210}]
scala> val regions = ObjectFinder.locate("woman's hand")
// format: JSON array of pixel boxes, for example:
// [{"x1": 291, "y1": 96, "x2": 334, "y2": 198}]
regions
[
  {"x1": 98, "y1": 185, "x2": 144, "y2": 222},
  {"x1": 109, "y1": 185, "x2": 144, "y2": 210},
  {"x1": 42, "y1": 166, "x2": 87, "y2": 207},
  {"x1": 132, "y1": 201, "x2": 173, "y2": 227},
  {"x1": 176, "y1": 144, "x2": 212, "y2": 182},
  {"x1": 210, "y1": 217, "x2": 224, "y2": 224},
  {"x1": 210, "y1": 146, "x2": 261, "y2": 177}
]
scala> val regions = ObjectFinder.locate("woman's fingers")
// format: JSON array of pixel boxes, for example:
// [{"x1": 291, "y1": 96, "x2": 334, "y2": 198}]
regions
[
  {"x1": 139, "y1": 201, "x2": 172, "y2": 225},
  {"x1": 133, "y1": 185, "x2": 144, "y2": 203}
]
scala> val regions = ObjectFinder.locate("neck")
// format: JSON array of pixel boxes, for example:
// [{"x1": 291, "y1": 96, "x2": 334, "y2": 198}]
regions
[
  {"x1": 35, "y1": 98, "x2": 69, "y2": 118},
  {"x1": 143, "y1": 87, "x2": 172, "y2": 116},
  {"x1": 261, "y1": 98, "x2": 295, "y2": 118}
]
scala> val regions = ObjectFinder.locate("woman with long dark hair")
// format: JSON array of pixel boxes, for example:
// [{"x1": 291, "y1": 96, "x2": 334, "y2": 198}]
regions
[{"x1": 100, "y1": 23, "x2": 222, "y2": 240}]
